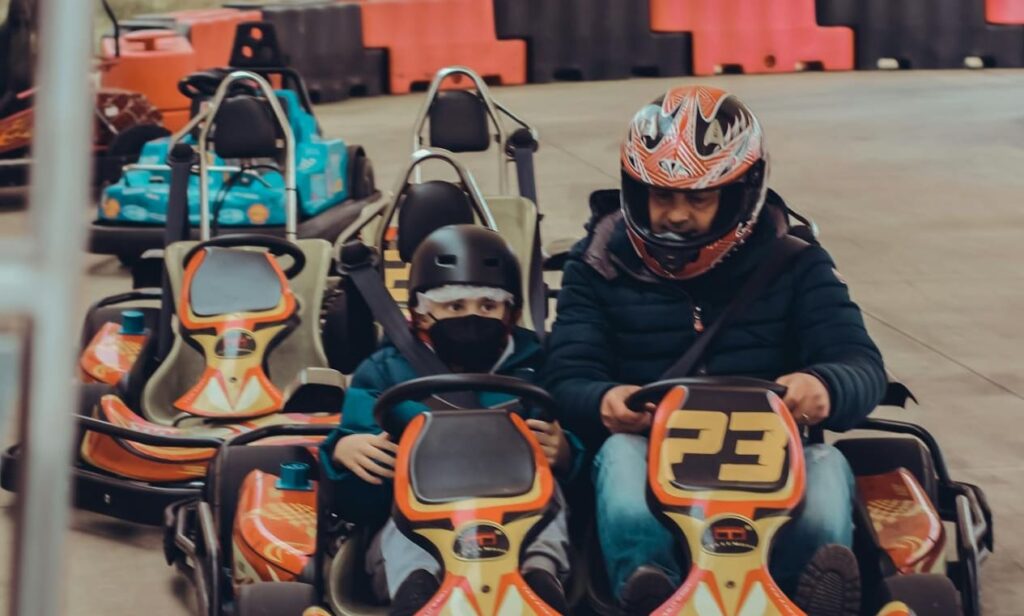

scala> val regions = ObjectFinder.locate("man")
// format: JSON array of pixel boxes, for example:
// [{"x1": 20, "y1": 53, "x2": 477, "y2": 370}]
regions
[{"x1": 544, "y1": 86, "x2": 886, "y2": 615}]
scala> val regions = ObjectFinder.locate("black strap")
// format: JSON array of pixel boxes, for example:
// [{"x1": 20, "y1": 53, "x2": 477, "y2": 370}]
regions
[
  {"x1": 342, "y1": 245, "x2": 478, "y2": 408},
  {"x1": 661, "y1": 235, "x2": 811, "y2": 379},
  {"x1": 511, "y1": 142, "x2": 546, "y2": 341},
  {"x1": 158, "y1": 143, "x2": 195, "y2": 363}
]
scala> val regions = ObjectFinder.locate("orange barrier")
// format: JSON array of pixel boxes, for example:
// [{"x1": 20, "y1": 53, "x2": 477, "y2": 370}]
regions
[
  {"x1": 650, "y1": 0, "x2": 853, "y2": 75},
  {"x1": 165, "y1": 8, "x2": 262, "y2": 69},
  {"x1": 988, "y1": 0, "x2": 1024, "y2": 22},
  {"x1": 99, "y1": 30, "x2": 197, "y2": 132},
  {"x1": 353, "y1": 0, "x2": 526, "y2": 94}
]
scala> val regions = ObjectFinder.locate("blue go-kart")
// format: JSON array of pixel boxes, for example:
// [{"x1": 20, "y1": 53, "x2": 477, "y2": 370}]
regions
[{"x1": 89, "y1": 56, "x2": 378, "y2": 265}]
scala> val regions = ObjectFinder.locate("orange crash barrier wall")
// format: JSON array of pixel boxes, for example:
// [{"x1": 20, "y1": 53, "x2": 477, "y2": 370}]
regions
[
  {"x1": 353, "y1": 0, "x2": 526, "y2": 94},
  {"x1": 162, "y1": 8, "x2": 263, "y2": 69},
  {"x1": 260, "y1": 2, "x2": 387, "y2": 102},
  {"x1": 650, "y1": 0, "x2": 853, "y2": 75},
  {"x1": 817, "y1": 0, "x2": 1024, "y2": 69},
  {"x1": 987, "y1": 0, "x2": 1024, "y2": 22},
  {"x1": 99, "y1": 30, "x2": 197, "y2": 132},
  {"x1": 492, "y1": 0, "x2": 691, "y2": 82}
]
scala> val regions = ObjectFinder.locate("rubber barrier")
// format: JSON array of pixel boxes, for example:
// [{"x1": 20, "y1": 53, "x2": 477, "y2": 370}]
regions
[
  {"x1": 988, "y1": 0, "x2": 1024, "y2": 23},
  {"x1": 356, "y1": 0, "x2": 526, "y2": 94},
  {"x1": 493, "y1": 0, "x2": 690, "y2": 82},
  {"x1": 99, "y1": 30, "x2": 197, "y2": 131},
  {"x1": 651, "y1": 0, "x2": 852, "y2": 75},
  {"x1": 261, "y1": 2, "x2": 386, "y2": 102},
  {"x1": 817, "y1": 0, "x2": 1024, "y2": 69}
]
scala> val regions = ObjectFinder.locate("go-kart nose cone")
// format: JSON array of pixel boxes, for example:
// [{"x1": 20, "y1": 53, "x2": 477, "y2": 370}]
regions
[
  {"x1": 276, "y1": 462, "x2": 313, "y2": 491},
  {"x1": 120, "y1": 310, "x2": 146, "y2": 335}
]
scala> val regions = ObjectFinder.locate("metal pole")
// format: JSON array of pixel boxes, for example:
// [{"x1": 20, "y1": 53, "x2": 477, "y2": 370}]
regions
[{"x1": 9, "y1": 0, "x2": 92, "y2": 614}]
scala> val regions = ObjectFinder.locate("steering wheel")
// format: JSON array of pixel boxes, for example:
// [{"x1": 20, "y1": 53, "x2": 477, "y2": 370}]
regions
[
  {"x1": 183, "y1": 234, "x2": 306, "y2": 279},
  {"x1": 177, "y1": 70, "x2": 261, "y2": 101},
  {"x1": 372, "y1": 374, "x2": 556, "y2": 438},
  {"x1": 625, "y1": 377, "x2": 788, "y2": 413}
]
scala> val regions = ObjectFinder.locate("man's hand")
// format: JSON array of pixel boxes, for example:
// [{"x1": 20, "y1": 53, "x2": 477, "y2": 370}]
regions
[
  {"x1": 526, "y1": 419, "x2": 572, "y2": 471},
  {"x1": 776, "y1": 372, "x2": 830, "y2": 426},
  {"x1": 600, "y1": 385, "x2": 652, "y2": 434},
  {"x1": 332, "y1": 432, "x2": 398, "y2": 485}
]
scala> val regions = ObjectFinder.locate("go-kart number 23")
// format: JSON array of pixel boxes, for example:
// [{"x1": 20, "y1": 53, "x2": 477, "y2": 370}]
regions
[{"x1": 664, "y1": 410, "x2": 787, "y2": 484}]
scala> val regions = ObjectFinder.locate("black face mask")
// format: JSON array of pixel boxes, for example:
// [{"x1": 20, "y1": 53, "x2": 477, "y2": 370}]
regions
[{"x1": 426, "y1": 315, "x2": 510, "y2": 373}]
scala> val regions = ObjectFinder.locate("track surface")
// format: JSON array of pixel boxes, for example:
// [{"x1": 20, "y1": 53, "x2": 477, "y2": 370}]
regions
[{"x1": 1, "y1": 70, "x2": 1022, "y2": 614}]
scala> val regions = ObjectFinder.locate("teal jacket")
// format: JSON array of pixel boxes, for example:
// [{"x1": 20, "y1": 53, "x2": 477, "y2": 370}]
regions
[{"x1": 320, "y1": 327, "x2": 584, "y2": 527}]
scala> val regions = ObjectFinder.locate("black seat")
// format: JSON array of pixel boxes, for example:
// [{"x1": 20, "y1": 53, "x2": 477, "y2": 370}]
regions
[
  {"x1": 210, "y1": 95, "x2": 282, "y2": 160},
  {"x1": 395, "y1": 180, "x2": 476, "y2": 261},
  {"x1": 428, "y1": 90, "x2": 491, "y2": 153},
  {"x1": 410, "y1": 411, "x2": 535, "y2": 504},
  {"x1": 189, "y1": 247, "x2": 283, "y2": 317}
]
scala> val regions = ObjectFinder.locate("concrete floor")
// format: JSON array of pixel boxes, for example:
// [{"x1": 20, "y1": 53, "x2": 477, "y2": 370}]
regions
[{"x1": 2, "y1": 69, "x2": 1024, "y2": 614}]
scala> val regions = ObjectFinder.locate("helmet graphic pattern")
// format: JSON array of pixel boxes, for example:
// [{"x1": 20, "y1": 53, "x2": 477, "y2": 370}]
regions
[{"x1": 621, "y1": 86, "x2": 764, "y2": 191}]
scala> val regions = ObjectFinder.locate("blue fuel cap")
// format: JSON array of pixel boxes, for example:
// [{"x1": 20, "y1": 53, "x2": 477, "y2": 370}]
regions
[
  {"x1": 120, "y1": 310, "x2": 146, "y2": 335},
  {"x1": 276, "y1": 462, "x2": 313, "y2": 491}
]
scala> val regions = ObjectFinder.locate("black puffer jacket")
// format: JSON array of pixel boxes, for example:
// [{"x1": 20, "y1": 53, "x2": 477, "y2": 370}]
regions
[{"x1": 543, "y1": 191, "x2": 887, "y2": 451}]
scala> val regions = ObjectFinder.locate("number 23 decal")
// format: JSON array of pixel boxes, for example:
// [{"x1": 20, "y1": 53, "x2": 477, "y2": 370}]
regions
[{"x1": 664, "y1": 410, "x2": 788, "y2": 484}]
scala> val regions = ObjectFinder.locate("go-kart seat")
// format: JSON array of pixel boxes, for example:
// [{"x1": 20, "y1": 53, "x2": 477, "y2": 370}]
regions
[
  {"x1": 483, "y1": 194, "x2": 542, "y2": 332},
  {"x1": 210, "y1": 95, "x2": 284, "y2": 161},
  {"x1": 140, "y1": 238, "x2": 332, "y2": 425},
  {"x1": 410, "y1": 411, "x2": 535, "y2": 503},
  {"x1": 380, "y1": 180, "x2": 476, "y2": 308}
]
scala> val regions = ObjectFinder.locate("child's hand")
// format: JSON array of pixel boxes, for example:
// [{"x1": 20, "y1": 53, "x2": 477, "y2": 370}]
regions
[
  {"x1": 332, "y1": 432, "x2": 398, "y2": 485},
  {"x1": 526, "y1": 419, "x2": 572, "y2": 472}
]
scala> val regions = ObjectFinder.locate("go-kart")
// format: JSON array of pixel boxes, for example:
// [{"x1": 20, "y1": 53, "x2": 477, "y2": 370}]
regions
[
  {"x1": 89, "y1": 47, "x2": 379, "y2": 265},
  {"x1": 322, "y1": 146, "x2": 550, "y2": 374},
  {"x1": 166, "y1": 373, "x2": 565, "y2": 616},
  {"x1": 0, "y1": 121, "x2": 352, "y2": 525},
  {"x1": 0, "y1": 0, "x2": 167, "y2": 202},
  {"x1": 578, "y1": 377, "x2": 991, "y2": 616},
  {"x1": 336, "y1": 66, "x2": 548, "y2": 333}
]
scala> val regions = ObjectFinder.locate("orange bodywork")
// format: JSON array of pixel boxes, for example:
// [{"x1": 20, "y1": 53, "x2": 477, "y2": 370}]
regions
[
  {"x1": 100, "y1": 30, "x2": 198, "y2": 132},
  {"x1": 79, "y1": 394, "x2": 337, "y2": 483},
  {"x1": 647, "y1": 386, "x2": 806, "y2": 615},
  {"x1": 80, "y1": 322, "x2": 148, "y2": 386},
  {"x1": 175, "y1": 249, "x2": 297, "y2": 420},
  {"x1": 0, "y1": 107, "x2": 33, "y2": 155},
  {"x1": 393, "y1": 413, "x2": 558, "y2": 615},
  {"x1": 233, "y1": 470, "x2": 317, "y2": 585},
  {"x1": 857, "y1": 469, "x2": 946, "y2": 575}
]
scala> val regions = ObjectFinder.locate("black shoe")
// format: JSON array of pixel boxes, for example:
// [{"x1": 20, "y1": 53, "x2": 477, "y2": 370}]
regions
[
  {"x1": 794, "y1": 545, "x2": 861, "y2": 616},
  {"x1": 620, "y1": 565, "x2": 676, "y2": 616},
  {"x1": 390, "y1": 569, "x2": 440, "y2": 616},
  {"x1": 523, "y1": 569, "x2": 569, "y2": 613}
]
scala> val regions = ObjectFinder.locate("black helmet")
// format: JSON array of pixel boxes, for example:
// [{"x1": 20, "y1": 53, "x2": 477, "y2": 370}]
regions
[{"x1": 408, "y1": 225, "x2": 522, "y2": 310}]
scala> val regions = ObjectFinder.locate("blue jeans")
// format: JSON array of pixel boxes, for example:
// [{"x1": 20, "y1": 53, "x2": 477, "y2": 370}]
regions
[{"x1": 593, "y1": 434, "x2": 855, "y2": 599}]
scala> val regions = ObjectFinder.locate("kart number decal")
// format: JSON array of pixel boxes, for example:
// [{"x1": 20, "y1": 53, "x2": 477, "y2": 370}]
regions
[{"x1": 664, "y1": 409, "x2": 788, "y2": 491}]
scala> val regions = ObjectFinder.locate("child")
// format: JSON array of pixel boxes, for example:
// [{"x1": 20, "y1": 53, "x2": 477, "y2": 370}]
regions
[{"x1": 320, "y1": 224, "x2": 581, "y2": 615}]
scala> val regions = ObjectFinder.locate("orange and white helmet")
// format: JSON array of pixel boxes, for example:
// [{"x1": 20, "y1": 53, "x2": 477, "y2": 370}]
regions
[{"x1": 620, "y1": 86, "x2": 769, "y2": 280}]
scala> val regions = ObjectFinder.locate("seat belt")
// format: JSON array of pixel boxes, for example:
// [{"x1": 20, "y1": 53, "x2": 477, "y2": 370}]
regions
[
  {"x1": 660, "y1": 235, "x2": 810, "y2": 379},
  {"x1": 658, "y1": 234, "x2": 915, "y2": 409},
  {"x1": 340, "y1": 242, "x2": 478, "y2": 408},
  {"x1": 510, "y1": 135, "x2": 547, "y2": 341}
]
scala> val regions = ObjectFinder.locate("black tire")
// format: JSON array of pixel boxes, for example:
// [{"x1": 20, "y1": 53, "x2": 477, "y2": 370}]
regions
[
  {"x1": 210, "y1": 444, "x2": 319, "y2": 560},
  {"x1": 236, "y1": 581, "x2": 319, "y2": 616},
  {"x1": 835, "y1": 437, "x2": 938, "y2": 504},
  {"x1": 881, "y1": 574, "x2": 962, "y2": 616},
  {"x1": 347, "y1": 145, "x2": 375, "y2": 200}
]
